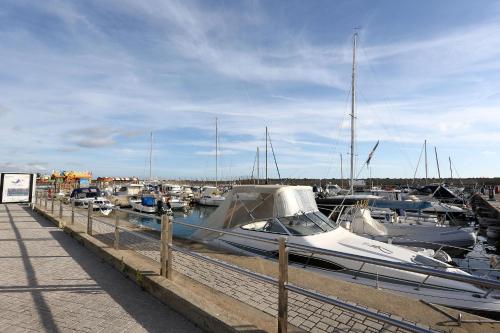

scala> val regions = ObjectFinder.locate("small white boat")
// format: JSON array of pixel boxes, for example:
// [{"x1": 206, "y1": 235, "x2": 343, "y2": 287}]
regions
[
  {"x1": 169, "y1": 197, "x2": 189, "y2": 210},
  {"x1": 91, "y1": 198, "x2": 114, "y2": 216},
  {"x1": 129, "y1": 196, "x2": 158, "y2": 214},
  {"x1": 340, "y1": 208, "x2": 476, "y2": 256},
  {"x1": 199, "y1": 186, "x2": 225, "y2": 206}
]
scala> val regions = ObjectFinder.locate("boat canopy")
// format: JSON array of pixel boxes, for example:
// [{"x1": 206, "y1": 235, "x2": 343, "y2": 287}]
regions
[
  {"x1": 70, "y1": 187, "x2": 101, "y2": 199},
  {"x1": 193, "y1": 185, "x2": 318, "y2": 240},
  {"x1": 141, "y1": 196, "x2": 156, "y2": 206},
  {"x1": 348, "y1": 209, "x2": 387, "y2": 236}
]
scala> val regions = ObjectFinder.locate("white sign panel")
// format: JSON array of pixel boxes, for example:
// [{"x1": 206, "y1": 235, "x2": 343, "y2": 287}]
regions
[{"x1": 0, "y1": 173, "x2": 34, "y2": 203}]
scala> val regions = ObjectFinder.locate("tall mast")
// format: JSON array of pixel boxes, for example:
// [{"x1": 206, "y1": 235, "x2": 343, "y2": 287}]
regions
[
  {"x1": 434, "y1": 146, "x2": 441, "y2": 180},
  {"x1": 349, "y1": 32, "x2": 358, "y2": 194},
  {"x1": 215, "y1": 117, "x2": 218, "y2": 187},
  {"x1": 149, "y1": 131, "x2": 153, "y2": 181},
  {"x1": 449, "y1": 156, "x2": 453, "y2": 180},
  {"x1": 265, "y1": 126, "x2": 268, "y2": 184},
  {"x1": 424, "y1": 139, "x2": 428, "y2": 181},
  {"x1": 257, "y1": 147, "x2": 260, "y2": 184},
  {"x1": 340, "y1": 153, "x2": 344, "y2": 188}
]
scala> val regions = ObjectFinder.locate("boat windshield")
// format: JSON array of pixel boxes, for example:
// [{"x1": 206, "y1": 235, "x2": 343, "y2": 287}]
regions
[{"x1": 279, "y1": 211, "x2": 337, "y2": 236}]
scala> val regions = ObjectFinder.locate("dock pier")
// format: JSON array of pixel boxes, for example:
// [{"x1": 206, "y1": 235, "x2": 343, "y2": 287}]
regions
[{"x1": 0, "y1": 198, "x2": 498, "y2": 333}]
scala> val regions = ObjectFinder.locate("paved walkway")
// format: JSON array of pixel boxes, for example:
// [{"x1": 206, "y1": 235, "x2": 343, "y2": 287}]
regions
[
  {"x1": 0, "y1": 204, "x2": 201, "y2": 333},
  {"x1": 62, "y1": 202, "x2": 413, "y2": 333}
]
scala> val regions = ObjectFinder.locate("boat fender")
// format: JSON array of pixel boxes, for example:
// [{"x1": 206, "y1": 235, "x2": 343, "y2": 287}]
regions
[{"x1": 491, "y1": 255, "x2": 500, "y2": 269}]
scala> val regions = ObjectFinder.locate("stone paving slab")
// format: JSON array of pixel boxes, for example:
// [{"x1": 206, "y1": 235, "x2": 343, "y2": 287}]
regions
[{"x1": 0, "y1": 204, "x2": 201, "y2": 333}]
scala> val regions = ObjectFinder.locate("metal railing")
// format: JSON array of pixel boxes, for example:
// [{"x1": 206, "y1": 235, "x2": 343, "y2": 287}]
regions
[
  {"x1": 317, "y1": 202, "x2": 500, "y2": 275},
  {"x1": 33, "y1": 190, "x2": 500, "y2": 332}
]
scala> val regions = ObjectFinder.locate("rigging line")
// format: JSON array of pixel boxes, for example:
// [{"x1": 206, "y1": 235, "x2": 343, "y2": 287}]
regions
[
  {"x1": 267, "y1": 129, "x2": 282, "y2": 182},
  {"x1": 451, "y1": 160, "x2": 465, "y2": 187},
  {"x1": 250, "y1": 149, "x2": 257, "y2": 181},
  {"x1": 359, "y1": 42, "x2": 416, "y2": 174},
  {"x1": 356, "y1": 90, "x2": 415, "y2": 176},
  {"x1": 412, "y1": 141, "x2": 425, "y2": 184},
  {"x1": 324, "y1": 86, "x2": 353, "y2": 180}
]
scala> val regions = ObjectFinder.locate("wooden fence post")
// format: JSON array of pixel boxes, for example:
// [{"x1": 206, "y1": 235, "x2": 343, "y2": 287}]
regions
[
  {"x1": 114, "y1": 212, "x2": 120, "y2": 250},
  {"x1": 278, "y1": 237, "x2": 289, "y2": 333},
  {"x1": 166, "y1": 216, "x2": 173, "y2": 280},
  {"x1": 59, "y1": 200, "x2": 63, "y2": 219},
  {"x1": 51, "y1": 194, "x2": 54, "y2": 214},
  {"x1": 87, "y1": 203, "x2": 92, "y2": 235},
  {"x1": 71, "y1": 200, "x2": 75, "y2": 225},
  {"x1": 160, "y1": 214, "x2": 168, "y2": 277}
]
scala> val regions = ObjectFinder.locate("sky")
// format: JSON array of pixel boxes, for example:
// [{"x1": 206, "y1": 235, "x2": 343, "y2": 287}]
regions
[{"x1": 1, "y1": 0, "x2": 500, "y2": 180}]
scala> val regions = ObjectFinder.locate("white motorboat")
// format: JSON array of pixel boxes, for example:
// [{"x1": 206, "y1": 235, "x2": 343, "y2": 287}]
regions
[
  {"x1": 180, "y1": 185, "x2": 194, "y2": 199},
  {"x1": 340, "y1": 207, "x2": 476, "y2": 256},
  {"x1": 168, "y1": 197, "x2": 189, "y2": 210},
  {"x1": 129, "y1": 195, "x2": 158, "y2": 214},
  {"x1": 199, "y1": 186, "x2": 225, "y2": 206},
  {"x1": 193, "y1": 185, "x2": 500, "y2": 314},
  {"x1": 115, "y1": 183, "x2": 144, "y2": 196},
  {"x1": 91, "y1": 198, "x2": 114, "y2": 216},
  {"x1": 162, "y1": 184, "x2": 182, "y2": 196}
]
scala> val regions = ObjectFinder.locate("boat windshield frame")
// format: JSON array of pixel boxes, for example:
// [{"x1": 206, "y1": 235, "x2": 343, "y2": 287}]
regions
[
  {"x1": 240, "y1": 211, "x2": 337, "y2": 237},
  {"x1": 279, "y1": 211, "x2": 337, "y2": 236}
]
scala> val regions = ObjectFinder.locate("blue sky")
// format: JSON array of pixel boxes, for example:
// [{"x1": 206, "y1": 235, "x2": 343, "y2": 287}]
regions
[{"x1": 1, "y1": 0, "x2": 500, "y2": 180}]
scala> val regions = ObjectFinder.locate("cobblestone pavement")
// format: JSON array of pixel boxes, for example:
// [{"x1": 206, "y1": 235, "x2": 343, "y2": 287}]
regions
[
  {"x1": 0, "y1": 204, "x2": 201, "y2": 333},
  {"x1": 42, "y1": 200, "x2": 429, "y2": 333}
]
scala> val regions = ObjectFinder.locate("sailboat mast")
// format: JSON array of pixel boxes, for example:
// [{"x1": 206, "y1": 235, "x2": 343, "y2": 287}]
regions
[
  {"x1": 215, "y1": 117, "x2": 218, "y2": 187},
  {"x1": 449, "y1": 156, "x2": 453, "y2": 179},
  {"x1": 434, "y1": 146, "x2": 441, "y2": 180},
  {"x1": 265, "y1": 126, "x2": 268, "y2": 184},
  {"x1": 149, "y1": 131, "x2": 153, "y2": 181},
  {"x1": 340, "y1": 153, "x2": 344, "y2": 188},
  {"x1": 257, "y1": 147, "x2": 260, "y2": 184},
  {"x1": 349, "y1": 33, "x2": 358, "y2": 194},
  {"x1": 424, "y1": 139, "x2": 428, "y2": 181}
]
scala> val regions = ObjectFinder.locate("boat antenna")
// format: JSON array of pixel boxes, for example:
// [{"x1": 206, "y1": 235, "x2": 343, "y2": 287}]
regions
[
  {"x1": 265, "y1": 126, "x2": 268, "y2": 184},
  {"x1": 149, "y1": 131, "x2": 153, "y2": 181},
  {"x1": 434, "y1": 146, "x2": 441, "y2": 181},
  {"x1": 349, "y1": 32, "x2": 358, "y2": 195},
  {"x1": 267, "y1": 129, "x2": 281, "y2": 182},
  {"x1": 215, "y1": 117, "x2": 218, "y2": 187}
]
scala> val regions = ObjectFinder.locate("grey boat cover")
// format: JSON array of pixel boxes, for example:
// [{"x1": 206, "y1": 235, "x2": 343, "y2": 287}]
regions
[{"x1": 192, "y1": 185, "x2": 316, "y2": 240}]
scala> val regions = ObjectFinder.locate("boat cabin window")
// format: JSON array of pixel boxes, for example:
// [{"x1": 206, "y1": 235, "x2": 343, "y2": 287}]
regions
[
  {"x1": 279, "y1": 211, "x2": 336, "y2": 236},
  {"x1": 241, "y1": 219, "x2": 287, "y2": 234},
  {"x1": 412, "y1": 254, "x2": 448, "y2": 269}
]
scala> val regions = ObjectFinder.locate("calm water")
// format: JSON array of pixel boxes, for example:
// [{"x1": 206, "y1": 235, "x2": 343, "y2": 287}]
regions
[{"x1": 124, "y1": 205, "x2": 217, "y2": 239}]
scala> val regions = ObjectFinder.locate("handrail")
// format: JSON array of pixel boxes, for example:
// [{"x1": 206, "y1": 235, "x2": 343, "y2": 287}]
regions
[
  {"x1": 114, "y1": 207, "x2": 162, "y2": 220},
  {"x1": 173, "y1": 220, "x2": 280, "y2": 245},
  {"x1": 285, "y1": 284, "x2": 433, "y2": 333},
  {"x1": 286, "y1": 242, "x2": 500, "y2": 290},
  {"x1": 173, "y1": 243, "x2": 434, "y2": 333}
]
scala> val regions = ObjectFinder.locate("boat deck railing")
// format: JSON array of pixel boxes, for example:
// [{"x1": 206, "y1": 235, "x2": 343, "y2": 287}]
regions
[{"x1": 33, "y1": 190, "x2": 500, "y2": 332}]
